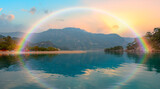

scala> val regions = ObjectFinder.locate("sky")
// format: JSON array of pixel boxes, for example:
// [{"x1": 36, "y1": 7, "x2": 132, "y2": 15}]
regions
[{"x1": 0, "y1": 0, "x2": 160, "y2": 37}]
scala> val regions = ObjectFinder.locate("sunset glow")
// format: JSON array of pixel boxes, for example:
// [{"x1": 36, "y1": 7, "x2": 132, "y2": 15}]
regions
[{"x1": 0, "y1": 1, "x2": 160, "y2": 89}]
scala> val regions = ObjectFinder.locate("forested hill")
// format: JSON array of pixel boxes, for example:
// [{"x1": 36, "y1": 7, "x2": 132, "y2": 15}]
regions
[{"x1": 0, "y1": 27, "x2": 134, "y2": 50}]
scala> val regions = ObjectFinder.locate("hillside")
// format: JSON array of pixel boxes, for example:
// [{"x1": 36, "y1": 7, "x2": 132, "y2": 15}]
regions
[{"x1": 0, "y1": 27, "x2": 134, "y2": 50}]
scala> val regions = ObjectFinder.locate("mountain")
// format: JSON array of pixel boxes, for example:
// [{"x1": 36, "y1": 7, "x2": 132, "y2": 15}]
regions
[
  {"x1": 123, "y1": 37, "x2": 134, "y2": 43},
  {"x1": 0, "y1": 34, "x2": 19, "y2": 44},
  {"x1": 0, "y1": 34, "x2": 20, "y2": 41},
  {"x1": 0, "y1": 27, "x2": 134, "y2": 50},
  {"x1": 29, "y1": 27, "x2": 132, "y2": 50},
  {"x1": 0, "y1": 32, "x2": 24, "y2": 38}
]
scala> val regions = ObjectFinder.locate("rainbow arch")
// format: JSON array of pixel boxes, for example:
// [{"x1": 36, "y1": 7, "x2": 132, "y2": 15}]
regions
[
  {"x1": 16, "y1": 7, "x2": 150, "y2": 89},
  {"x1": 16, "y1": 7, "x2": 150, "y2": 52}
]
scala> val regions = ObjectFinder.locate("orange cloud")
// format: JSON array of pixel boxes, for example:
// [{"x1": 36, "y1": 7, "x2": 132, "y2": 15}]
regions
[
  {"x1": 0, "y1": 8, "x2": 2, "y2": 11},
  {"x1": 112, "y1": 25, "x2": 119, "y2": 30},
  {"x1": 0, "y1": 14, "x2": 15, "y2": 21},
  {"x1": 0, "y1": 14, "x2": 24, "y2": 32},
  {"x1": 7, "y1": 14, "x2": 15, "y2": 21}
]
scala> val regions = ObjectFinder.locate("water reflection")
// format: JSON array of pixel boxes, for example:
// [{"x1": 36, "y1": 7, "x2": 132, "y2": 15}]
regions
[
  {"x1": 104, "y1": 51, "x2": 124, "y2": 57},
  {"x1": 145, "y1": 53, "x2": 160, "y2": 73},
  {"x1": 25, "y1": 53, "x2": 127, "y2": 76},
  {"x1": 0, "y1": 52, "x2": 160, "y2": 74},
  {"x1": 0, "y1": 55, "x2": 19, "y2": 69},
  {"x1": 0, "y1": 52, "x2": 160, "y2": 89},
  {"x1": 127, "y1": 52, "x2": 160, "y2": 73}
]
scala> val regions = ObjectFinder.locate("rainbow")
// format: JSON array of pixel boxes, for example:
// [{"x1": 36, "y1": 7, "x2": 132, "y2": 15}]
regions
[
  {"x1": 16, "y1": 7, "x2": 150, "y2": 52},
  {"x1": 16, "y1": 7, "x2": 151, "y2": 89}
]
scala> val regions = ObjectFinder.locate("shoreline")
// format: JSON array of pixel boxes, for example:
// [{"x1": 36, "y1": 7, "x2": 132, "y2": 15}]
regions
[
  {"x1": 105, "y1": 50, "x2": 160, "y2": 53},
  {"x1": 0, "y1": 50, "x2": 87, "y2": 55},
  {"x1": 1, "y1": 50, "x2": 160, "y2": 55}
]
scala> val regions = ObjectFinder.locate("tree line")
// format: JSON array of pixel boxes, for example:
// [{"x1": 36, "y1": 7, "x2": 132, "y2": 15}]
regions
[
  {"x1": 28, "y1": 46, "x2": 59, "y2": 51},
  {"x1": 0, "y1": 36, "x2": 59, "y2": 51},
  {"x1": 104, "y1": 46, "x2": 123, "y2": 52}
]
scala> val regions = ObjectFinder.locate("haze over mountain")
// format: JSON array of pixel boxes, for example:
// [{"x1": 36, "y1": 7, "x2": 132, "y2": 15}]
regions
[
  {"x1": 0, "y1": 27, "x2": 134, "y2": 50},
  {"x1": 0, "y1": 35, "x2": 5, "y2": 38},
  {"x1": 0, "y1": 32, "x2": 24, "y2": 38}
]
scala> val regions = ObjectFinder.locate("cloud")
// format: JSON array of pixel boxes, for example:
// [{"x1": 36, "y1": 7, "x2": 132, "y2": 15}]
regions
[
  {"x1": 7, "y1": 14, "x2": 15, "y2": 21},
  {"x1": 21, "y1": 7, "x2": 36, "y2": 15},
  {"x1": 44, "y1": 10, "x2": 49, "y2": 14},
  {"x1": 0, "y1": 8, "x2": 2, "y2": 11},
  {"x1": 0, "y1": 14, "x2": 15, "y2": 21},
  {"x1": 29, "y1": 7, "x2": 36, "y2": 14},
  {"x1": 112, "y1": 25, "x2": 119, "y2": 30},
  {"x1": 0, "y1": 14, "x2": 25, "y2": 32}
]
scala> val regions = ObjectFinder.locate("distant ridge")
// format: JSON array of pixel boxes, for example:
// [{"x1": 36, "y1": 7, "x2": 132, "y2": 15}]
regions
[
  {"x1": 0, "y1": 32, "x2": 24, "y2": 38},
  {"x1": 0, "y1": 27, "x2": 134, "y2": 50}
]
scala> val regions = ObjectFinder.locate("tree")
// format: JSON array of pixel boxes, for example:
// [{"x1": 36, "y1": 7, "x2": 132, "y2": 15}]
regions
[
  {"x1": 126, "y1": 38, "x2": 139, "y2": 51},
  {"x1": 127, "y1": 27, "x2": 160, "y2": 51},
  {"x1": 104, "y1": 46, "x2": 123, "y2": 52},
  {"x1": 0, "y1": 36, "x2": 16, "y2": 50},
  {"x1": 47, "y1": 47, "x2": 59, "y2": 51},
  {"x1": 28, "y1": 46, "x2": 59, "y2": 51},
  {"x1": 145, "y1": 32, "x2": 152, "y2": 39}
]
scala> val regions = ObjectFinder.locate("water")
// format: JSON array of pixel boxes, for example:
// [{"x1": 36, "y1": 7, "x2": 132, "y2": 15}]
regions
[{"x1": 0, "y1": 52, "x2": 160, "y2": 89}]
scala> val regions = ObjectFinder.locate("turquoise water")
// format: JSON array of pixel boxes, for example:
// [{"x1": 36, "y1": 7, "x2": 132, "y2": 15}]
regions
[{"x1": 0, "y1": 52, "x2": 160, "y2": 89}]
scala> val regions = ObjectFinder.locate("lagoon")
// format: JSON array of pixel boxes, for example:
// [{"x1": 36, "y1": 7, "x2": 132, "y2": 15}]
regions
[{"x1": 0, "y1": 52, "x2": 160, "y2": 89}]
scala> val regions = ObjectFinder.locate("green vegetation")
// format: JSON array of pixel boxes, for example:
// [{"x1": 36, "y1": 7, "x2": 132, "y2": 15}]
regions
[
  {"x1": 126, "y1": 38, "x2": 139, "y2": 51},
  {"x1": 145, "y1": 28, "x2": 160, "y2": 50},
  {"x1": 0, "y1": 35, "x2": 59, "y2": 51},
  {"x1": 28, "y1": 46, "x2": 59, "y2": 51},
  {"x1": 0, "y1": 36, "x2": 16, "y2": 51},
  {"x1": 126, "y1": 28, "x2": 160, "y2": 51},
  {"x1": 104, "y1": 46, "x2": 123, "y2": 52}
]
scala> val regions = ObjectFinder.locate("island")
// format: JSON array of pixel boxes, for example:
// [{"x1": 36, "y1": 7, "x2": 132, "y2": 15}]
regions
[{"x1": 104, "y1": 46, "x2": 123, "y2": 52}]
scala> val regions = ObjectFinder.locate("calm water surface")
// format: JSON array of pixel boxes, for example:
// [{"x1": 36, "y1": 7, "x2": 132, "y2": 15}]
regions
[{"x1": 0, "y1": 52, "x2": 160, "y2": 89}]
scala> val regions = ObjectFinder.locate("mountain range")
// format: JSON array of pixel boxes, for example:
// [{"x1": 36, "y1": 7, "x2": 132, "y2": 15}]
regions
[{"x1": 0, "y1": 27, "x2": 134, "y2": 50}]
